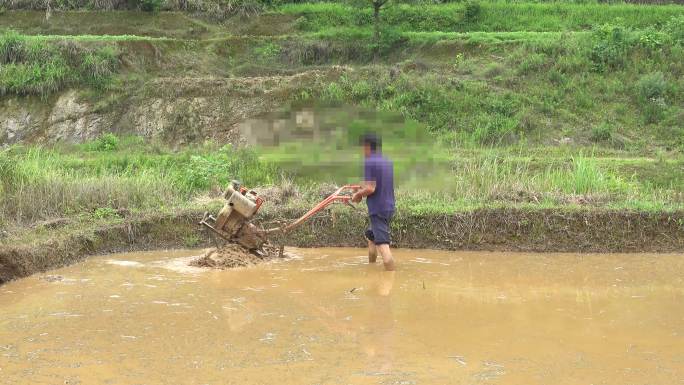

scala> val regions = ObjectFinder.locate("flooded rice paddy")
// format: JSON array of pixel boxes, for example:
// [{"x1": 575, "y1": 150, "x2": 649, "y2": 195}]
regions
[{"x1": 1, "y1": 248, "x2": 683, "y2": 384}]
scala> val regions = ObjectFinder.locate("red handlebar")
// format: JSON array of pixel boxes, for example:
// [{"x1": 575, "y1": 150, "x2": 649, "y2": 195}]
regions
[{"x1": 265, "y1": 185, "x2": 361, "y2": 234}]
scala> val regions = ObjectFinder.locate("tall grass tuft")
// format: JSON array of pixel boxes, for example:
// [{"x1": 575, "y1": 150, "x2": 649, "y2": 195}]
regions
[{"x1": 0, "y1": 31, "x2": 119, "y2": 97}]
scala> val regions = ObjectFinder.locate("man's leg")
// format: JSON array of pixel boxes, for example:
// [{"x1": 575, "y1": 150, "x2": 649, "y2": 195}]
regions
[
  {"x1": 368, "y1": 240, "x2": 378, "y2": 263},
  {"x1": 365, "y1": 228, "x2": 377, "y2": 263},
  {"x1": 376, "y1": 244, "x2": 395, "y2": 271},
  {"x1": 369, "y1": 212, "x2": 395, "y2": 271}
]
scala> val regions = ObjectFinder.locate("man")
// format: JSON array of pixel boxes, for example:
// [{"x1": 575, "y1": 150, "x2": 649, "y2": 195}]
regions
[{"x1": 352, "y1": 133, "x2": 396, "y2": 271}]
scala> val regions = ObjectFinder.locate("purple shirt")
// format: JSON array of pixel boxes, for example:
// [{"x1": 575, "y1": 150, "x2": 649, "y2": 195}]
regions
[{"x1": 364, "y1": 152, "x2": 395, "y2": 215}]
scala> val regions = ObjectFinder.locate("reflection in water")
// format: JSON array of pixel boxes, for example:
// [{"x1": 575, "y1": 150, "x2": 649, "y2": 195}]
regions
[
  {"x1": 363, "y1": 271, "x2": 396, "y2": 374},
  {"x1": 0, "y1": 248, "x2": 683, "y2": 384}
]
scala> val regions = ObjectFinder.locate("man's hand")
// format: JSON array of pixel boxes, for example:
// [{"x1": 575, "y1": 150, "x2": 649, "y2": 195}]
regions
[
  {"x1": 351, "y1": 192, "x2": 363, "y2": 203},
  {"x1": 352, "y1": 181, "x2": 376, "y2": 203}
]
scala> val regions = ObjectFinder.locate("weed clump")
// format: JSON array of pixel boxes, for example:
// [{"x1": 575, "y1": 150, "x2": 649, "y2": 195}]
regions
[
  {"x1": 637, "y1": 72, "x2": 668, "y2": 123},
  {"x1": 590, "y1": 124, "x2": 614, "y2": 143}
]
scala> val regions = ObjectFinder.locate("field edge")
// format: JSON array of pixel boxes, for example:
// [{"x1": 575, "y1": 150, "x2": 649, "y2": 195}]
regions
[{"x1": 1, "y1": 208, "x2": 682, "y2": 284}]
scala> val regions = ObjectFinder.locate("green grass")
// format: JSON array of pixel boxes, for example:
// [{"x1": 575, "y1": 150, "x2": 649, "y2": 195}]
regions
[{"x1": 0, "y1": 139, "x2": 279, "y2": 225}]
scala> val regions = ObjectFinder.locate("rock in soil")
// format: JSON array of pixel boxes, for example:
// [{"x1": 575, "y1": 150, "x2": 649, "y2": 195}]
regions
[{"x1": 189, "y1": 242, "x2": 285, "y2": 269}]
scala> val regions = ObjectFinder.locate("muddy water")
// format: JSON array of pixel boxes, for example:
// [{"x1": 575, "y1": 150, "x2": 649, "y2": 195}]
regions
[{"x1": 1, "y1": 249, "x2": 683, "y2": 385}]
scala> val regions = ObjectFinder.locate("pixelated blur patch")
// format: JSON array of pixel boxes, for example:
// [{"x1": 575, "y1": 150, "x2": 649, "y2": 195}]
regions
[{"x1": 239, "y1": 103, "x2": 449, "y2": 184}]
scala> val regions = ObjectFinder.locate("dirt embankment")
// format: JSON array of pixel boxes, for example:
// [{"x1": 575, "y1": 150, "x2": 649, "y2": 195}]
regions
[
  {"x1": 0, "y1": 68, "x2": 346, "y2": 145},
  {"x1": 1, "y1": 208, "x2": 683, "y2": 284}
]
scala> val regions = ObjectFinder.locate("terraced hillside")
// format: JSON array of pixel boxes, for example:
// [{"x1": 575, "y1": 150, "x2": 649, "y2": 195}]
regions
[{"x1": 1, "y1": 1, "x2": 683, "y2": 281}]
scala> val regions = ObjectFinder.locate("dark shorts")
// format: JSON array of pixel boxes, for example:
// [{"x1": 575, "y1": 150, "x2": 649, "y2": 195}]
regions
[{"x1": 364, "y1": 211, "x2": 394, "y2": 245}]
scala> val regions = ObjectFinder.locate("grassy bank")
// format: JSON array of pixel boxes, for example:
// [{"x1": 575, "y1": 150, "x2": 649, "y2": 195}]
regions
[
  {"x1": 280, "y1": 2, "x2": 684, "y2": 33},
  {"x1": 1, "y1": 136, "x2": 682, "y2": 232},
  {"x1": 2, "y1": 203, "x2": 683, "y2": 284}
]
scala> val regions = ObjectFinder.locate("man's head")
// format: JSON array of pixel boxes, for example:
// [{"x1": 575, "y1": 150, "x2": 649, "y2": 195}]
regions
[{"x1": 360, "y1": 132, "x2": 381, "y2": 157}]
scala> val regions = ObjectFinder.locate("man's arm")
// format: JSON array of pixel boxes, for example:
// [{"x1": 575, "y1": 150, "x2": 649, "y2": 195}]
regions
[{"x1": 352, "y1": 180, "x2": 375, "y2": 203}]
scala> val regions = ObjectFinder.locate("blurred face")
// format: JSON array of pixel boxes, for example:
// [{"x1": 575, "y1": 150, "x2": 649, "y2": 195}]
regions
[
  {"x1": 363, "y1": 143, "x2": 372, "y2": 157},
  {"x1": 363, "y1": 143, "x2": 373, "y2": 156}
]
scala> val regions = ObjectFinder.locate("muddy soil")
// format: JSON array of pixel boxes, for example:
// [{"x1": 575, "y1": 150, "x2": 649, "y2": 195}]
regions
[{"x1": 189, "y1": 242, "x2": 285, "y2": 269}]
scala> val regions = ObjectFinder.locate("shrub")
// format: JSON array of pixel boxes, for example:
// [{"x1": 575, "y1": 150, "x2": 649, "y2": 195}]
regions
[
  {"x1": 322, "y1": 82, "x2": 344, "y2": 101},
  {"x1": 637, "y1": 28, "x2": 668, "y2": 50},
  {"x1": 637, "y1": 72, "x2": 667, "y2": 101},
  {"x1": 463, "y1": 1, "x2": 481, "y2": 23},
  {"x1": 351, "y1": 80, "x2": 372, "y2": 101},
  {"x1": 139, "y1": 0, "x2": 163, "y2": 12},
  {"x1": 372, "y1": 27, "x2": 405, "y2": 57},
  {"x1": 590, "y1": 24, "x2": 632, "y2": 71},
  {"x1": 91, "y1": 133, "x2": 120, "y2": 152}
]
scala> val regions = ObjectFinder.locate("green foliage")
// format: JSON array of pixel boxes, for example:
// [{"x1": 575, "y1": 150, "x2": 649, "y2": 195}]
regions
[
  {"x1": 550, "y1": 156, "x2": 623, "y2": 195},
  {"x1": 0, "y1": 29, "x2": 24, "y2": 63},
  {"x1": 81, "y1": 46, "x2": 118, "y2": 88},
  {"x1": 463, "y1": 1, "x2": 481, "y2": 23},
  {"x1": 665, "y1": 15, "x2": 684, "y2": 44},
  {"x1": 92, "y1": 206, "x2": 120, "y2": 219},
  {"x1": 139, "y1": 0, "x2": 164, "y2": 12},
  {"x1": 590, "y1": 23, "x2": 631, "y2": 71},
  {"x1": 0, "y1": 61, "x2": 68, "y2": 97},
  {"x1": 0, "y1": 140, "x2": 280, "y2": 224},
  {"x1": 170, "y1": 146, "x2": 277, "y2": 193},
  {"x1": 254, "y1": 41, "x2": 281, "y2": 61},
  {"x1": 90, "y1": 133, "x2": 120, "y2": 151}
]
